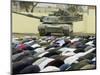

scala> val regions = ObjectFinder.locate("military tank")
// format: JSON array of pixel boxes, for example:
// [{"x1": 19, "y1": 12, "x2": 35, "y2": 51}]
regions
[
  {"x1": 13, "y1": 7, "x2": 83, "y2": 36},
  {"x1": 38, "y1": 8, "x2": 83, "y2": 36},
  {"x1": 39, "y1": 17, "x2": 76, "y2": 36}
]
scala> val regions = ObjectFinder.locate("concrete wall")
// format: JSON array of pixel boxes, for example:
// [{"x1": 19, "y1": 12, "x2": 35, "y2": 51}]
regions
[
  {"x1": 12, "y1": 13, "x2": 48, "y2": 33},
  {"x1": 73, "y1": 7, "x2": 96, "y2": 34}
]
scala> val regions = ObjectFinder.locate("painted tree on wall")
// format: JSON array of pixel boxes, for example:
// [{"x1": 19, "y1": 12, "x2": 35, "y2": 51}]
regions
[{"x1": 20, "y1": 1, "x2": 38, "y2": 13}]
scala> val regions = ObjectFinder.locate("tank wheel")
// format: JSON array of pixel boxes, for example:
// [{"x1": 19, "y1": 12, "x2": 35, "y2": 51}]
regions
[
  {"x1": 46, "y1": 32, "x2": 51, "y2": 36},
  {"x1": 63, "y1": 30, "x2": 70, "y2": 36},
  {"x1": 39, "y1": 29, "x2": 45, "y2": 36},
  {"x1": 63, "y1": 30, "x2": 73, "y2": 36}
]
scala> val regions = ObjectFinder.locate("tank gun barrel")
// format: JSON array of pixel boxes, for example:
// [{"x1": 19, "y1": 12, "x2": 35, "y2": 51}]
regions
[
  {"x1": 12, "y1": 11, "x2": 83, "y2": 24},
  {"x1": 13, "y1": 11, "x2": 41, "y2": 19}
]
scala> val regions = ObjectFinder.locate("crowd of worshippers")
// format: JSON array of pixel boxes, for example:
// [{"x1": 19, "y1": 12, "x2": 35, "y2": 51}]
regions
[{"x1": 12, "y1": 35, "x2": 96, "y2": 74}]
